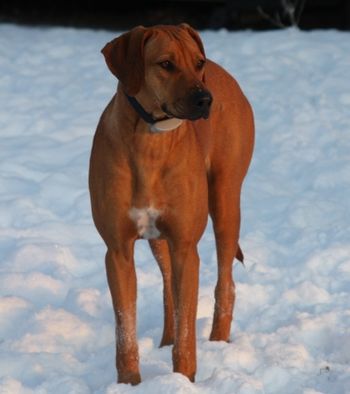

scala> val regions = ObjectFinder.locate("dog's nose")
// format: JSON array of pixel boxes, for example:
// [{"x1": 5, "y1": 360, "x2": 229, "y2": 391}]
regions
[{"x1": 193, "y1": 90, "x2": 213, "y2": 112}]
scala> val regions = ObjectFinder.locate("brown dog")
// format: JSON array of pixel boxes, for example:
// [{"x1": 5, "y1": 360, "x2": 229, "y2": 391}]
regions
[{"x1": 89, "y1": 24, "x2": 254, "y2": 385}]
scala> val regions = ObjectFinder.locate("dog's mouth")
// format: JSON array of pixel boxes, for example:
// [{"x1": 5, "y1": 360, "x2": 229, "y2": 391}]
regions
[
  {"x1": 161, "y1": 89, "x2": 213, "y2": 121},
  {"x1": 160, "y1": 104, "x2": 176, "y2": 119},
  {"x1": 161, "y1": 102, "x2": 211, "y2": 121}
]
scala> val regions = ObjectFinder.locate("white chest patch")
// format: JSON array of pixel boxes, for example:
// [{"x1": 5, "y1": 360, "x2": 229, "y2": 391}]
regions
[{"x1": 129, "y1": 207, "x2": 161, "y2": 239}]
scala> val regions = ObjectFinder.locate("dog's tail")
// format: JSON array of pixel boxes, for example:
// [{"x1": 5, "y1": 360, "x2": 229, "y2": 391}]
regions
[{"x1": 236, "y1": 244, "x2": 244, "y2": 266}]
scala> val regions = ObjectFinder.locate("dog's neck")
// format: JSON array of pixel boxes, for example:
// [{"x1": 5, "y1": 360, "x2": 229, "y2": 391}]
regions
[{"x1": 124, "y1": 92, "x2": 183, "y2": 132}]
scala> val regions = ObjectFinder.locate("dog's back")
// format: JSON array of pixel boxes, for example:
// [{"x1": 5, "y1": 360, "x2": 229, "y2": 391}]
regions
[{"x1": 192, "y1": 59, "x2": 254, "y2": 181}]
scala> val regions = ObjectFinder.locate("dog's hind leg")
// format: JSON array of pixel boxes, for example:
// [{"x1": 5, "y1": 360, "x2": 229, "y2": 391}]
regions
[{"x1": 149, "y1": 239, "x2": 175, "y2": 347}]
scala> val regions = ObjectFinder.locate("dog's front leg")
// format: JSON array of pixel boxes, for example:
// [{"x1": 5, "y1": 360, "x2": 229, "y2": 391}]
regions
[
  {"x1": 169, "y1": 241, "x2": 200, "y2": 382},
  {"x1": 105, "y1": 245, "x2": 140, "y2": 385}
]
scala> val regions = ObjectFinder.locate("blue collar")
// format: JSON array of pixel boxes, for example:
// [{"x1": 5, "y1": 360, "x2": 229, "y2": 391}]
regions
[
  {"x1": 125, "y1": 93, "x2": 165, "y2": 124},
  {"x1": 124, "y1": 92, "x2": 184, "y2": 132}
]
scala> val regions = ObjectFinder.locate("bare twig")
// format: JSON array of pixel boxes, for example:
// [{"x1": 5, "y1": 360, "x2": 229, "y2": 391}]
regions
[
  {"x1": 257, "y1": 0, "x2": 307, "y2": 28},
  {"x1": 282, "y1": 0, "x2": 297, "y2": 25},
  {"x1": 257, "y1": 6, "x2": 286, "y2": 28},
  {"x1": 295, "y1": 0, "x2": 306, "y2": 25}
]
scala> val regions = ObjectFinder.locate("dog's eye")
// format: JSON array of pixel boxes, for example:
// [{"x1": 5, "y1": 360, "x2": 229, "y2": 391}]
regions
[
  {"x1": 159, "y1": 61, "x2": 175, "y2": 71},
  {"x1": 196, "y1": 59, "x2": 206, "y2": 70}
]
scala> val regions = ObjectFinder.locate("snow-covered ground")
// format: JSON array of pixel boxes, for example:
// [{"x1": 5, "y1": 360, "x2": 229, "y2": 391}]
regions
[{"x1": 0, "y1": 24, "x2": 349, "y2": 393}]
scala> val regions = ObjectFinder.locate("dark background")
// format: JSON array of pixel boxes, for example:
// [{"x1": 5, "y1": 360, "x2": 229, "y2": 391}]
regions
[{"x1": 0, "y1": 0, "x2": 349, "y2": 30}]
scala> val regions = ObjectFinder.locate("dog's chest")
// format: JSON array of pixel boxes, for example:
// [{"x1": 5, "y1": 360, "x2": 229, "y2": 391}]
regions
[
  {"x1": 126, "y1": 128, "x2": 203, "y2": 240},
  {"x1": 128, "y1": 164, "x2": 164, "y2": 239},
  {"x1": 127, "y1": 135, "x2": 174, "y2": 239}
]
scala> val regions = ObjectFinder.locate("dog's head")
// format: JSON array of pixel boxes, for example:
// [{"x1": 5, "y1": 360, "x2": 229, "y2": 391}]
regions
[{"x1": 102, "y1": 24, "x2": 212, "y2": 121}]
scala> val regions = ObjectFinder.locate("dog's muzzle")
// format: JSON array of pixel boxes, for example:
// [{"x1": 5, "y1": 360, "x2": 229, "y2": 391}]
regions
[
  {"x1": 186, "y1": 88, "x2": 213, "y2": 120},
  {"x1": 163, "y1": 88, "x2": 213, "y2": 122}
]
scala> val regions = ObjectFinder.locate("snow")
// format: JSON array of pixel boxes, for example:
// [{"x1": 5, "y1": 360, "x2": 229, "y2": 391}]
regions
[{"x1": 0, "y1": 24, "x2": 350, "y2": 393}]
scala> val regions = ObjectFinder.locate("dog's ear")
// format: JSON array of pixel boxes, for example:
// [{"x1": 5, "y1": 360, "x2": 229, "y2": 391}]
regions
[
  {"x1": 101, "y1": 26, "x2": 151, "y2": 96},
  {"x1": 179, "y1": 23, "x2": 206, "y2": 58},
  {"x1": 179, "y1": 23, "x2": 206, "y2": 82}
]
